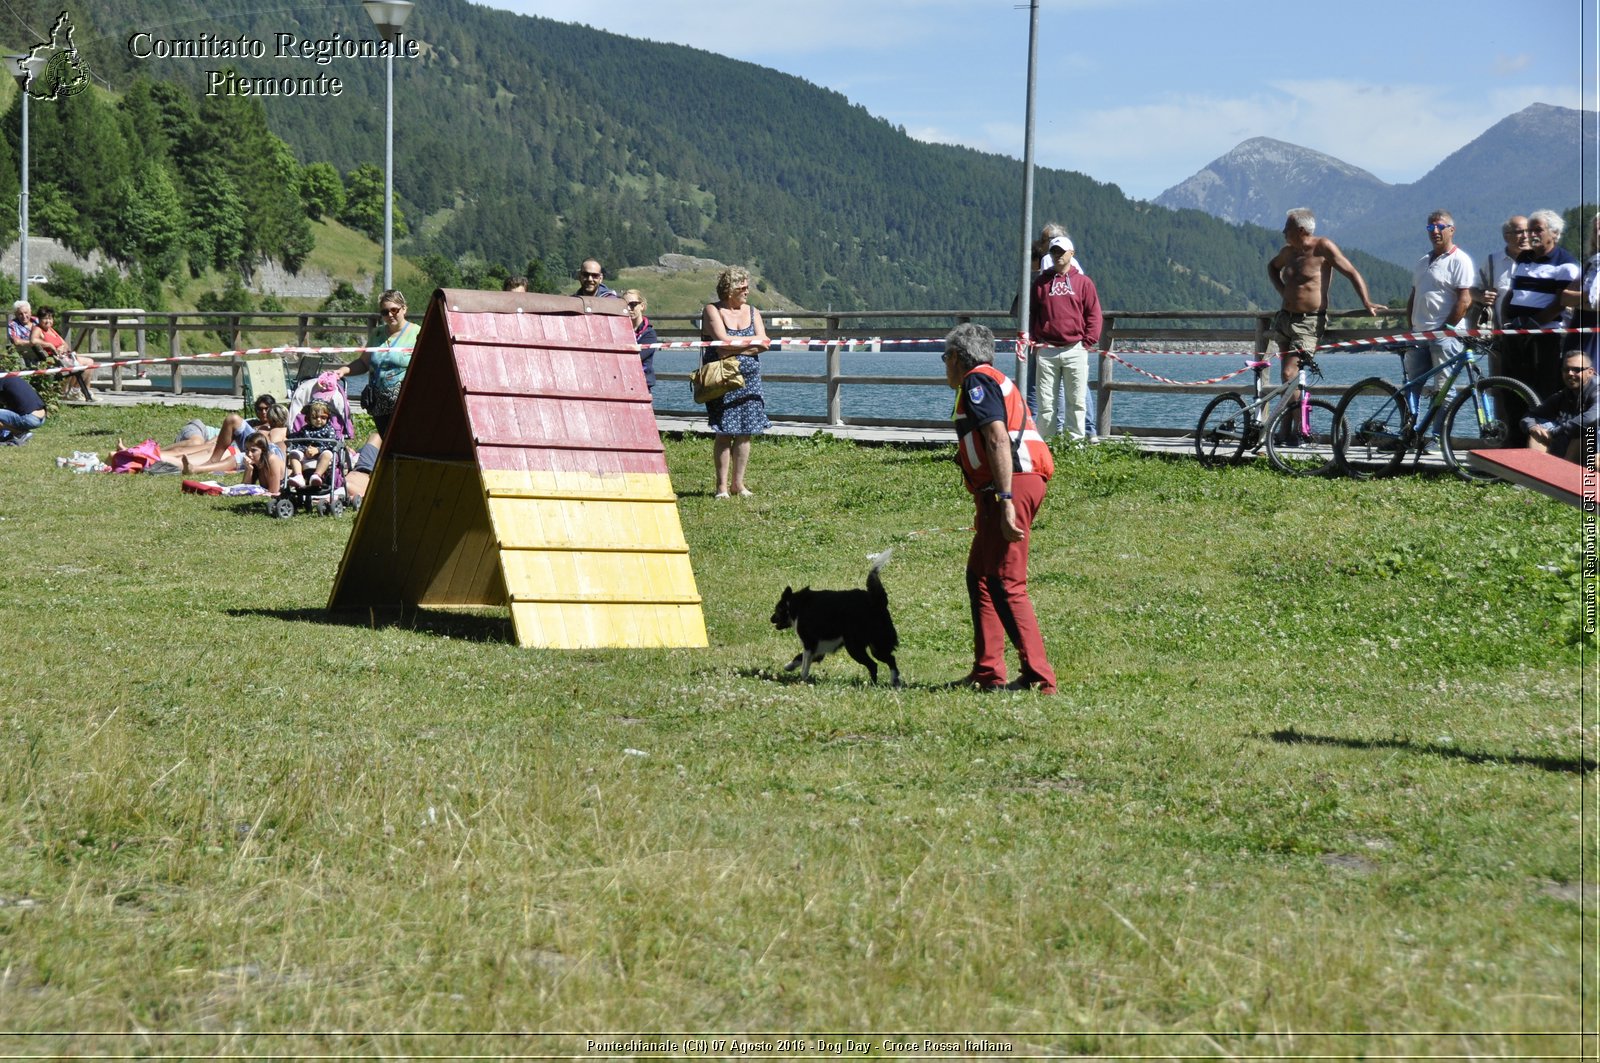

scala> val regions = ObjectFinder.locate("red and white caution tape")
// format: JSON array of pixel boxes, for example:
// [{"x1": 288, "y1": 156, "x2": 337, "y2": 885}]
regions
[
  {"x1": 1101, "y1": 350, "x2": 1258, "y2": 386},
  {"x1": 0, "y1": 343, "x2": 413, "y2": 381}
]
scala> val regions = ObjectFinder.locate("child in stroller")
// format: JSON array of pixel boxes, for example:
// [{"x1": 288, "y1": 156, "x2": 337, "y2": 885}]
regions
[
  {"x1": 271, "y1": 375, "x2": 357, "y2": 518},
  {"x1": 285, "y1": 400, "x2": 338, "y2": 491}
]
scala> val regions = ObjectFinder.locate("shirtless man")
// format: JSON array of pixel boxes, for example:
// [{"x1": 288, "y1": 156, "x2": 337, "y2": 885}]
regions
[{"x1": 1267, "y1": 207, "x2": 1386, "y2": 385}]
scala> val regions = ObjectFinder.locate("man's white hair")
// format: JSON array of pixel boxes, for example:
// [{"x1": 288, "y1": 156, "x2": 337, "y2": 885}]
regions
[
  {"x1": 1530, "y1": 209, "x2": 1565, "y2": 241},
  {"x1": 1285, "y1": 208, "x2": 1316, "y2": 235}
]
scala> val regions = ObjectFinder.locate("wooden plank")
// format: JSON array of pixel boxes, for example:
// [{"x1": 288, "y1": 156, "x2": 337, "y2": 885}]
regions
[
  {"x1": 499, "y1": 549, "x2": 700, "y2": 604},
  {"x1": 1465, "y1": 448, "x2": 1592, "y2": 508}
]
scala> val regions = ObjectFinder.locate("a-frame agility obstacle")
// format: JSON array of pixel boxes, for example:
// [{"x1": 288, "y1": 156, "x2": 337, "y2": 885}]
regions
[{"x1": 328, "y1": 289, "x2": 708, "y2": 649}]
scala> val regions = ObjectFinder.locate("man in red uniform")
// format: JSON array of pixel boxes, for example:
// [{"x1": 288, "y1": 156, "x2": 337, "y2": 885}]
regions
[{"x1": 942, "y1": 323, "x2": 1057, "y2": 693}]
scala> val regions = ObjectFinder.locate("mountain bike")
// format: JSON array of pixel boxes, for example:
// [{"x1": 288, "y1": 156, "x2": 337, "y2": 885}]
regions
[
  {"x1": 1194, "y1": 355, "x2": 1340, "y2": 476},
  {"x1": 1332, "y1": 337, "x2": 1539, "y2": 482}
]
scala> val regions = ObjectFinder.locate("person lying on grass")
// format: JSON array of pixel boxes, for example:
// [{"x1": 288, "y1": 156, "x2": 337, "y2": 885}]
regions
[
  {"x1": 239, "y1": 433, "x2": 284, "y2": 494},
  {"x1": 181, "y1": 403, "x2": 287, "y2": 477}
]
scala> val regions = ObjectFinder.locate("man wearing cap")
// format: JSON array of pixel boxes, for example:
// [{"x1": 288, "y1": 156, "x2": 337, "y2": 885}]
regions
[{"x1": 1029, "y1": 234, "x2": 1102, "y2": 441}]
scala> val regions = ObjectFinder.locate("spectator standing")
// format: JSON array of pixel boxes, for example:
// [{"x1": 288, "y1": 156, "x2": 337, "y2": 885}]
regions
[
  {"x1": 1561, "y1": 214, "x2": 1600, "y2": 366},
  {"x1": 941, "y1": 323, "x2": 1056, "y2": 694},
  {"x1": 1520, "y1": 351, "x2": 1597, "y2": 466},
  {"x1": 330, "y1": 289, "x2": 419, "y2": 440},
  {"x1": 1503, "y1": 209, "x2": 1581, "y2": 398},
  {"x1": 1266, "y1": 208, "x2": 1386, "y2": 388},
  {"x1": 1476, "y1": 215, "x2": 1529, "y2": 329},
  {"x1": 1475, "y1": 214, "x2": 1530, "y2": 378},
  {"x1": 622, "y1": 288, "x2": 658, "y2": 392},
  {"x1": 574, "y1": 259, "x2": 618, "y2": 299},
  {"x1": 0, "y1": 373, "x2": 45, "y2": 444},
  {"x1": 1403, "y1": 211, "x2": 1474, "y2": 421},
  {"x1": 1029, "y1": 235, "x2": 1102, "y2": 442},
  {"x1": 700, "y1": 266, "x2": 770, "y2": 498},
  {"x1": 1020, "y1": 222, "x2": 1098, "y2": 437}
]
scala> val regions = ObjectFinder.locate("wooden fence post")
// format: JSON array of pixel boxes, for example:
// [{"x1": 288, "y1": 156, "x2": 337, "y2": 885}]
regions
[
  {"x1": 825, "y1": 314, "x2": 842, "y2": 426},
  {"x1": 1097, "y1": 313, "x2": 1116, "y2": 436}
]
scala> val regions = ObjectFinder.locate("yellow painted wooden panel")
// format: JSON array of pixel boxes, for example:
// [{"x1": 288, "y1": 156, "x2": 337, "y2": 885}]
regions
[
  {"x1": 499, "y1": 550, "x2": 700, "y2": 604},
  {"x1": 510, "y1": 602, "x2": 709, "y2": 649},
  {"x1": 481, "y1": 469, "x2": 676, "y2": 501},
  {"x1": 487, "y1": 496, "x2": 688, "y2": 552}
]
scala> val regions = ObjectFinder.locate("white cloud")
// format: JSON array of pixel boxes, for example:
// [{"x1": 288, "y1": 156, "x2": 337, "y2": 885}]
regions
[{"x1": 1493, "y1": 53, "x2": 1534, "y2": 76}]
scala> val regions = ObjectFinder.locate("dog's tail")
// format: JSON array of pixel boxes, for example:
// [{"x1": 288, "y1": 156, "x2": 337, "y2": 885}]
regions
[{"x1": 866, "y1": 547, "x2": 893, "y2": 605}]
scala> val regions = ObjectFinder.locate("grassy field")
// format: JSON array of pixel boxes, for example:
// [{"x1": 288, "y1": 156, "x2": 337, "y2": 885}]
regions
[{"x1": 0, "y1": 404, "x2": 1592, "y2": 1057}]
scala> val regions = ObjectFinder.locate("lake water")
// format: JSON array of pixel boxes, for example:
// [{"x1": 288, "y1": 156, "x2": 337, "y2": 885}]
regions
[
  {"x1": 131, "y1": 343, "x2": 1416, "y2": 435},
  {"x1": 650, "y1": 345, "x2": 1411, "y2": 433}
]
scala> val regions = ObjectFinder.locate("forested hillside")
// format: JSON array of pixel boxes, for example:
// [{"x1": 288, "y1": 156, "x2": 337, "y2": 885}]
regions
[{"x1": 14, "y1": 0, "x2": 1409, "y2": 311}]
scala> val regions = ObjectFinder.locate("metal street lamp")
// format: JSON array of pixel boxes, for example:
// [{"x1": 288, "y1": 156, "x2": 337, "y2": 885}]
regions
[
  {"x1": 361, "y1": 0, "x2": 414, "y2": 293},
  {"x1": 1014, "y1": 0, "x2": 1041, "y2": 388},
  {"x1": 8, "y1": 52, "x2": 48, "y2": 301}
]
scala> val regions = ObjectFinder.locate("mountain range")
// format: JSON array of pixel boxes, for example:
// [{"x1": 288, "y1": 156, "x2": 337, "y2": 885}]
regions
[{"x1": 1155, "y1": 104, "x2": 1598, "y2": 267}]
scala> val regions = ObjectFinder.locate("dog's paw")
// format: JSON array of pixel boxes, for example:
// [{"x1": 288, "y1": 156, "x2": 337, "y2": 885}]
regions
[{"x1": 783, "y1": 653, "x2": 804, "y2": 672}]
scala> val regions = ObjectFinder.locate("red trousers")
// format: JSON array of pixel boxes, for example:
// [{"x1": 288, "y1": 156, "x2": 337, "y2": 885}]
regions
[{"x1": 965, "y1": 473, "x2": 1056, "y2": 692}]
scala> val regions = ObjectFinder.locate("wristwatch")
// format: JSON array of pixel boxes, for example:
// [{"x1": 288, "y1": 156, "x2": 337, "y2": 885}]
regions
[{"x1": 994, "y1": 491, "x2": 1013, "y2": 500}]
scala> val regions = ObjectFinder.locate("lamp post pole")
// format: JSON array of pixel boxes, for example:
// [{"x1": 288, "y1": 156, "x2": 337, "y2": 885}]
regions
[
  {"x1": 8, "y1": 54, "x2": 44, "y2": 301},
  {"x1": 1015, "y1": 0, "x2": 1041, "y2": 385},
  {"x1": 361, "y1": 1, "x2": 414, "y2": 293}
]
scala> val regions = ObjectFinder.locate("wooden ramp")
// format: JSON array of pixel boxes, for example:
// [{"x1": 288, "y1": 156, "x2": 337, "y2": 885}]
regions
[
  {"x1": 1465, "y1": 448, "x2": 1595, "y2": 508},
  {"x1": 328, "y1": 289, "x2": 707, "y2": 649}
]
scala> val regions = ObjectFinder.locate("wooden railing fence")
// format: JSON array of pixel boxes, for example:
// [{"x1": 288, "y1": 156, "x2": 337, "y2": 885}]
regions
[{"x1": 60, "y1": 305, "x2": 1405, "y2": 435}]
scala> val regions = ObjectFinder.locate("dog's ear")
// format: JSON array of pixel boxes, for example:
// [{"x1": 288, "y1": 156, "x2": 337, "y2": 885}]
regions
[{"x1": 781, "y1": 585, "x2": 793, "y2": 597}]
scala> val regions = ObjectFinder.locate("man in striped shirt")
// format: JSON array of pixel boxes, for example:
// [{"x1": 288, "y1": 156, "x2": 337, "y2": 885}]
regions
[{"x1": 1503, "y1": 209, "x2": 1581, "y2": 397}]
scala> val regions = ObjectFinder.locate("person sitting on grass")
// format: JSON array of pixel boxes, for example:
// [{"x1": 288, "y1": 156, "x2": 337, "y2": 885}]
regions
[
  {"x1": 182, "y1": 403, "x2": 287, "y2": 476},
  {"x1": 1520, "y1": 350, "x2": 1598, "y2": 467},
  {"x1": 285, "y1": 400, "x2": 338, "y2": 490}
]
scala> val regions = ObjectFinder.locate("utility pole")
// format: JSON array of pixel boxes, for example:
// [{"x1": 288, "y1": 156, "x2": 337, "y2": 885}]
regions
[{"x1": 1015, "y1": 0, "x2": 1041, "y2": 386}]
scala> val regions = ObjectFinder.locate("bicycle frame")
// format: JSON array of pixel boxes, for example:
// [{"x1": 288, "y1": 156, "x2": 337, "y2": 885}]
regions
[
  {"x1": 1389, "y1": 339, "x2": 1487, "y2": 434},
  {"x1": 1241, "y1": 358, "x2": 1318, "y2": 436}
]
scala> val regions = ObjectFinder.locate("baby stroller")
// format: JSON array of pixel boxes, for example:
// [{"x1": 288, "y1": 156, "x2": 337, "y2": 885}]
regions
[{"x1": 268, "y1": 373, "x2": 357, "y2": 519}]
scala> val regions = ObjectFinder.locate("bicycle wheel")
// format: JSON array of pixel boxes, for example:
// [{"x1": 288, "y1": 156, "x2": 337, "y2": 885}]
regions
[
  {"x1": 1265, "y1": 397, "x2": 1343, "y2": 477},
  {"x1": 1334, "y1": 377, "x2": 1411, "y2": 479},
  {"x1": 1439, "y1": 375, "x2": 1540, "y2": 482},
  {"x1": 1195, "y1": 392, "x2": 1253, "y2": 467}
]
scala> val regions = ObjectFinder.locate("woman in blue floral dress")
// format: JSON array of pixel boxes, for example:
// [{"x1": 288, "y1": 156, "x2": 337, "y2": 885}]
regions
[{"x1": 701, "y1": 266, "x2": 771, "y2": 497}]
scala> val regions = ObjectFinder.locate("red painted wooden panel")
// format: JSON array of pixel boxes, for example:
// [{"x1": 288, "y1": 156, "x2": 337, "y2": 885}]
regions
[
  {"x1": 462, "y1": 394, "x2": 661, "y2": 451},
  {"x1": 452, "y1": 345, "x2": 651, "y2": 403},
  {"x1": 475, "y1": 445, "x2": 665, "y2": 475}
]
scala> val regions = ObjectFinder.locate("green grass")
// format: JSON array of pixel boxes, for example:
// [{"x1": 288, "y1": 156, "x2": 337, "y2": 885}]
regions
[{"x1": 0, "y1": 408, "x2": 1592, "y2": 1056}]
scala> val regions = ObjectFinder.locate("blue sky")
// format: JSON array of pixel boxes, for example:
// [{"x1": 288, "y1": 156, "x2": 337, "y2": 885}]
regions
[{"x1": 482, "y1": 0, "x2": 1598, "y2": 202}]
